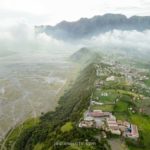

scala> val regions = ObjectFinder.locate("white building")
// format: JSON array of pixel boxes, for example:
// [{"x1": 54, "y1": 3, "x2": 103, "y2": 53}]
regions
[{"x1": 106, "y1": 76, "x2": 115, "y2": 81}]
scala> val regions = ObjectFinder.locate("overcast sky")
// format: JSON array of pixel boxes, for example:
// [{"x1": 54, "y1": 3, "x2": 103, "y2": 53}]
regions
[{"x1": 0, "y1": 0, "x2": 150, "y2": 26}]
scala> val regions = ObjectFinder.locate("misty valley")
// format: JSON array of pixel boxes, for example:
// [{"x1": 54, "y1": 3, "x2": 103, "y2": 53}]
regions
[
  {"x1": 0, "y1": 13, "x2": 150, "y2": 150},
  {"x1": 0, "y1": 45, "x2": 77, "y2": 137}
]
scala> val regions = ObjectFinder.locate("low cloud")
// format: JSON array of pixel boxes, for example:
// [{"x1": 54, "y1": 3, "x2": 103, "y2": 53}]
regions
[
  {"x1": 0, "y1": 24, "x2": 150, "y2": 63},
  {"x1": 0, "y1": 23, "x2": 76, "y2": 51},
  {"x1": 0, "y1": 24, "x2": 78, "y2": 63},
  {"x1": 83, "y1": 30, "x2": 150, "y2": 53}
]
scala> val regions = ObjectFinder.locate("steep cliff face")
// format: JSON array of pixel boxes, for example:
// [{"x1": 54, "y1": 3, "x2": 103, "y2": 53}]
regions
[{"x1": 35, "y1": 14, "x2": 150, "y2": 40}]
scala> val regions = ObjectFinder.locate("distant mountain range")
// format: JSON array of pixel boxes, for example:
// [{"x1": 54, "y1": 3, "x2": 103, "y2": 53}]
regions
[{"x1": 35, "y1": 14, "x2": 150, "y2": 40}]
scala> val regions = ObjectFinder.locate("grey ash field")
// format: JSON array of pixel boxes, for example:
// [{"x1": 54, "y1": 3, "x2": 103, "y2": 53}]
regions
[
  {"x1": 0, "y1": 50, "x2": 75, "y2": 140},
  {"x1": 1, "y1": 48, "x2": 150, "y2": 150}
]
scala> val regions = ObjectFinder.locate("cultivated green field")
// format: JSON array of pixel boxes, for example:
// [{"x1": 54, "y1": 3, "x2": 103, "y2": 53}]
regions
[{"x1": 91, "y1": 104, "x2": 114, "y2": 112}]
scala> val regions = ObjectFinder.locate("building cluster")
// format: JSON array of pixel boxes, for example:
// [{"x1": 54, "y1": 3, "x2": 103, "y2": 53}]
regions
[
  {"x1": 79, "y1": 109, "x2": 139, "y2": 140},
  {"x1": 96, "y1": 61, "x2": 149, "y2": 85},
  {"x1": 80, "y1": 62, "x2": 141, "y2": 140}
]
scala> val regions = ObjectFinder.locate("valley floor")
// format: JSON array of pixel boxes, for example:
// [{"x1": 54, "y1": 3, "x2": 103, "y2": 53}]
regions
[{"x1": 1, "y1": 51, "x2": 150, "y2": 150}]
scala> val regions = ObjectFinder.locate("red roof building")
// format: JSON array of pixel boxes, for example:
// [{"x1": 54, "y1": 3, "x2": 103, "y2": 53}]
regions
[{"x1": 89, "y1": 112, "x2": 111, "y2": 118}]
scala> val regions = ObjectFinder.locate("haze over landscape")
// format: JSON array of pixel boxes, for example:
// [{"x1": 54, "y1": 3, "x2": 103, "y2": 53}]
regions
[{"x1": 0, "y1": 0, "x2": 150, "y2": 150}]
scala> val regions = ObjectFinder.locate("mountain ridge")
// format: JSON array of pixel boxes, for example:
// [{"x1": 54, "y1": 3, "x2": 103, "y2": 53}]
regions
[{"x1": 35, "y1": 14, "x2": 150, "y2": 40}]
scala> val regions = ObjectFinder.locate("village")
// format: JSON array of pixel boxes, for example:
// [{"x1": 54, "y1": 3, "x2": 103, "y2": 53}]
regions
[
  {"x1": 79, "y1": 108, "x2": 139, "y2": 140},
  {"x1": 78, "y1": 61, "x2": 150, "y2": 142}
]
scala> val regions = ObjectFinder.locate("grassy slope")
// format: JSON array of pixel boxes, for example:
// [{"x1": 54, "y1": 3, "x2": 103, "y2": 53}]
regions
[
  {"x1": 0, "y1": 118, "x2": 39, "y2": 150},
  {"x1": 61, "y1": 122, "x2": 73, "y2": 133},
  {"x1": 143, "y1": 78, "x2": 150, "y2": 87}
]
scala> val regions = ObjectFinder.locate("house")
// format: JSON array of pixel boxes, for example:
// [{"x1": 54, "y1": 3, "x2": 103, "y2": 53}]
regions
[
  {"x1": 89, "y1": 110, "x2": 111, "y2": 118},
  {"x1": 117, "y1": 120, "x2": 126, "y2": 132},
  {"x1": 84, "y1": 110, "x2": 108, "y2": 128},
  {"x1": 79, "y1": 120, "x2": 96, "y2": 128},
  {"x1": 106, "y1": 117, "x2": 121, "y2": 135},
  {"x1": 125, "y1": 124, "x2": 139, "y2": 139},
  {"x1": 84, "y1": 116, "x2": 94, "y2": 121},
  {"x1": 106, "y1": 76, "x2": 115, "y2": 81},
  {"x1": 119, "y1": 125, "x2": 126, "y2": 132},
  {"x1": 117, "y1": 120, "x2": 123, "y2": 125},
  {"x1": 123, "y1": 121, "x2": 130, "y2": 127},
  {"x1": 95, "y1": 80, "x2": 101, "y2": 88},
  {"x1": 91, "y1": 101, "x2": 103, "y2": 105},
  {"x1": 109, "y1": 126, "x2": 121, "y2": 135},
  {"x1": 101, "y1": 92, "x2": 108, "y2": 97},
  {"x1": 95, "y1": 80, "x2": 104, "y2": 88}
]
